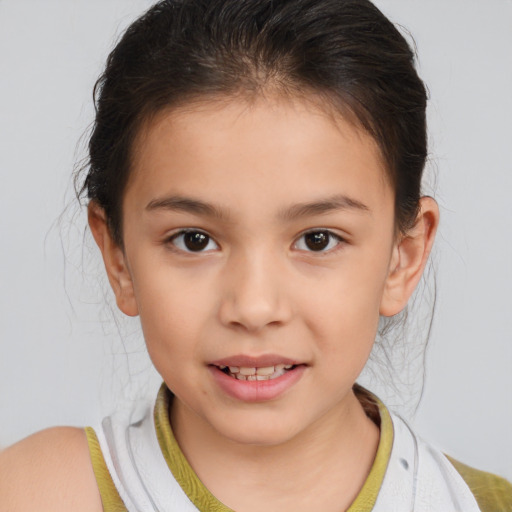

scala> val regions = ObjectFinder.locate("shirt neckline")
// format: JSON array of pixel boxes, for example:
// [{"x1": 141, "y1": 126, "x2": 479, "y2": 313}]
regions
[{"x1": 153, "y1": 383, "x2": 393, "y2": 512}]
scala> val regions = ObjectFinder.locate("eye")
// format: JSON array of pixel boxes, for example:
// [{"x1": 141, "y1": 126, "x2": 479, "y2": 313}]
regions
[
  {"x1": 294, "y1": 230, "x2": 344, "y2": 253},
  {"x1": 169, "y1": 230, "x2": 219, "y2": 253}
]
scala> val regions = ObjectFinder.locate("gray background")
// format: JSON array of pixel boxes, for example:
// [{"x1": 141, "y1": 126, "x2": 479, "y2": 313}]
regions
[{"x1": 1, "y1": 0, "x2": 511, "y2": 481}]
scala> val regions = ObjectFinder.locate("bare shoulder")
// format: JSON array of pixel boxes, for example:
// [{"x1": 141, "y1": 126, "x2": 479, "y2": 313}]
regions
[{"x1": 0, "y1": 427, "x2": 103, "y2": 512}]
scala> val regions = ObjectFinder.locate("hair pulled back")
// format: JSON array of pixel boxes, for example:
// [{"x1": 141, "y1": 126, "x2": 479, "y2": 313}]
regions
[{"x1": 82, "y1": 0, "x2": 427, "y2": 246}]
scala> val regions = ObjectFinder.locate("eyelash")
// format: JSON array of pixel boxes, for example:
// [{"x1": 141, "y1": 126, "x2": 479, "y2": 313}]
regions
[
  {"x1": 165, "y1": 229, "x2": 345, "y2": 254},
  {"x1": 166, "y1": 229, "x2": 219, "y2": 253},
  {"x1": 293, "y1": 229, "x2": 345, "y2": 254}
]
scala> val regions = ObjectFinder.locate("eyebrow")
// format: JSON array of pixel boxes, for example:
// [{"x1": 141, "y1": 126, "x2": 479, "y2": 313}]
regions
[
  {"x1": 145, "y1": 193, "x2": 369, "y2": 221},
  {"x1": 145, "y1": 195, "x2": 230, "y2": 220},
  {"x1": 278, "y1": 194, "x2": 370, "y2": 221}
]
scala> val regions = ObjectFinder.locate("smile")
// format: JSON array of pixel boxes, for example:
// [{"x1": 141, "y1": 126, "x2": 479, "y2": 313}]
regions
[
  {"x1": 209, "y1": 357, "x2": 306, "y2": 402},
  {"x1": 218, "y1": 364, "x2": 295, "y2": 381}
]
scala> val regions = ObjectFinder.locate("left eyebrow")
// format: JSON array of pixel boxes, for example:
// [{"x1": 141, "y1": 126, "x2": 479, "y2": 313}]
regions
[{"x1": 278, "y1": 194, "x2": 370, "y2": 221}]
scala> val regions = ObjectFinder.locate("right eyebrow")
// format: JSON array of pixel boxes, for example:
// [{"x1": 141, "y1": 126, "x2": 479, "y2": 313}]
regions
[{"x1": 145, "y1": 195, "x2": 230, "y2": 221}]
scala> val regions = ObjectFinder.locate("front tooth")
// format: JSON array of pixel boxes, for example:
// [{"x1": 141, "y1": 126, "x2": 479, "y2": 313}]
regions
[
  {"x1": 236, "y1": 374, "x2": 246, "y2": 380},
  {"x1": 239, "y1": 367, "x2": 256, "y2": 376},
  {"x1": 274, "y1": 364, "x2": 286, "y2": 371},
  {"x1": 229, "y1": 366, "x2": 240, "y2": 373},
  {"x1": 247, "y1": 375, "x2": 257, "y2": 381},
  {"x1": 256, "y1": 375, "x2": 269, "y2": 381},
  {"x1": 284, "y1": 364, "x2": 293, "y2": 369},
  {"x1": 255, "y1": 366, "x2": 275, "y2": 376}
]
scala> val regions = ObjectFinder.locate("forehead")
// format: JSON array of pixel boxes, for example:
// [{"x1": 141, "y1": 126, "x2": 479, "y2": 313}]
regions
[{"x1": 126, "y1": 95, "x2": 393, "y2": 219}]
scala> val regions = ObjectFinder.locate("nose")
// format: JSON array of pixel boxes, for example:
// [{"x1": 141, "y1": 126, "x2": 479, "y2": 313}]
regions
[{"x1": 218, "y1": 249, "x2": 293, "y2": 332}]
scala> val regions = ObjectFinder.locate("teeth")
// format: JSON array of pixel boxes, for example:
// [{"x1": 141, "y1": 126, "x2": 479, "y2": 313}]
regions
[
  {"x1": 220, "y1": 364, "x2": 296, "y2": 381},
  {"x1": 239, "y1": 367, "x2": 256, "y2": 376},
  {"x1": 272, "y1": 366, "x2": 287, "y2": 379},
  {"x1": 256, "y1": 366, "x2": 275, "y2": 376}
]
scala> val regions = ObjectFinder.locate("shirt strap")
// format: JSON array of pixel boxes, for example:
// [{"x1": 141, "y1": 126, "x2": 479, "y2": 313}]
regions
[{"x1": 85, "y1": 426, "x2": 127, "y2": 512}]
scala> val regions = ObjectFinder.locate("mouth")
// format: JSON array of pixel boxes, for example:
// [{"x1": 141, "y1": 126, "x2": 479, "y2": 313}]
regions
[
  {"x1": 216, "y1": 364, "x2": 297, "y2": 381},
  {"x1": 209, "y1": 356, "x2": 307, "y2": 401}
]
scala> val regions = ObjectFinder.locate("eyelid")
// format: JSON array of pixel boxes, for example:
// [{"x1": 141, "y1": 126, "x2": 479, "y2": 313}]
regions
[
  {"x1": 163, "y1": 227, "x2": 346, "y2": 254},
  {"x1": 293, "y1": 228, "x2": 346, "y2": 253},
  {"x1": 166, "y1": 228, "x2": 220, "y2": 253}
]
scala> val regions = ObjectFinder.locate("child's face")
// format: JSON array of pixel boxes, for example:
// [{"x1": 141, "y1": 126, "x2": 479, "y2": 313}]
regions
[{"x1": 118, "y1": 95, "x2": 398, "y2": 445}]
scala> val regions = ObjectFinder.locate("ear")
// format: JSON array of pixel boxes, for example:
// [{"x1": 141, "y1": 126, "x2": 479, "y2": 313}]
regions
[
  {"x1": 379, "y1": 196, "x2": 439, "y2": 317},
  {"x1": 88, "y1": 202, "x2": 139, "y2": 317}
]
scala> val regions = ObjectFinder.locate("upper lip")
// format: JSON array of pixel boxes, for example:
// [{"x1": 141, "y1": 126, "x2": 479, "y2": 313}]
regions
[{"x1": 209, "y1": 354, "x2": 301, "y2": 368}]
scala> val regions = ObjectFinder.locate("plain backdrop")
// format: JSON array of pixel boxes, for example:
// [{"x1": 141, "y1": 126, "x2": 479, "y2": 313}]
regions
[{"x1": 1, "y1": 0, "x2": 511, "y2": 482}]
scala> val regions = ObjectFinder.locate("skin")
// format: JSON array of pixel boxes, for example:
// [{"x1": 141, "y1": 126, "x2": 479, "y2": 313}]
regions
[
  {"x1": 0, "y1": 94, "x2": 438, "y2": 512},
  {"x1": 0, "y1": 427, "x2": 102, "y2": 512},
  {"x1": 92, "y1": 95, "x2": 439, "y2": 511}
]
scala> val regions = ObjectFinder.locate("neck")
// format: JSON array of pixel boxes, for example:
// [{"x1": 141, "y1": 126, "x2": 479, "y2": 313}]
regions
[{"x1": 170, "y1": 389, "x2": 380, "y2": 512}]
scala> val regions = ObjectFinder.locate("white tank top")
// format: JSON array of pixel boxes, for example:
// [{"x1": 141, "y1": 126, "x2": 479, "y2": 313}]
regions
[{"x1": 92, "y1": 395, "x2": 481, "y2": 512}]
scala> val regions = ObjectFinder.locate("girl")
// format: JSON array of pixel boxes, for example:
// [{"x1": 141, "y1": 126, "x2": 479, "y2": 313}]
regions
[{"x1": 1, "y1": 1, "x2": 510, "y2": 511}]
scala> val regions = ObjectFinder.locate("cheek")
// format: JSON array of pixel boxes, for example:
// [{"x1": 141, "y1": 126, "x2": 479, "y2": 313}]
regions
[
  {"x1": 305, "y1": 258, "x2": 388, "y2": 325},
  {"x1": 131, "y1": 264, "x2": 215, "y2": 368},
  {"x1": 300, "y1": 251, "x2": 391, "y2": 360}
]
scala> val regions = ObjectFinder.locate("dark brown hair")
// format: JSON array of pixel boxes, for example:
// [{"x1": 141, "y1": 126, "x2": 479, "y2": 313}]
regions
[{"x1": 81, "y1": 0, "x2": 427, "y2": 245}]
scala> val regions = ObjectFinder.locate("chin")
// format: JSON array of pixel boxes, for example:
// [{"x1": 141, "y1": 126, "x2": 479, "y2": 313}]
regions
[{"x1": 210, "y1": 413, "x2": 304, "y2": 447}]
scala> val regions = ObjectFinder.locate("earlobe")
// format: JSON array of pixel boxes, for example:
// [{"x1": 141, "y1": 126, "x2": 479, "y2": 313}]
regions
[
  {"x1": 379, "y1": 197, "x2": 439, "y2": 317},
  {"x1": 87, "y1": 202, "x2": 139, "y2": 317}
]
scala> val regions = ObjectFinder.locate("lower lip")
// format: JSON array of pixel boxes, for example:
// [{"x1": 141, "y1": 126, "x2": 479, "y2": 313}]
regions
[{"x1": 209, "y1": 365, "x2": 306, "y2": 403}]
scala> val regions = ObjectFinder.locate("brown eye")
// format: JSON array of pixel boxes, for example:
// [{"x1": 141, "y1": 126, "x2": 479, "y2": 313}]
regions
[
  {"x1": 184, "y1": 232, "x2": 208, "y2": 250},
  {"x1": 295, "y1": 230, "x2": 343, "y2": 252},
  {"x1": 170, "y1": 230, "x2": 218, "y2": 252},
  {"x1": 305, "y1": 232, "x2": 329, "y2": 250}
]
